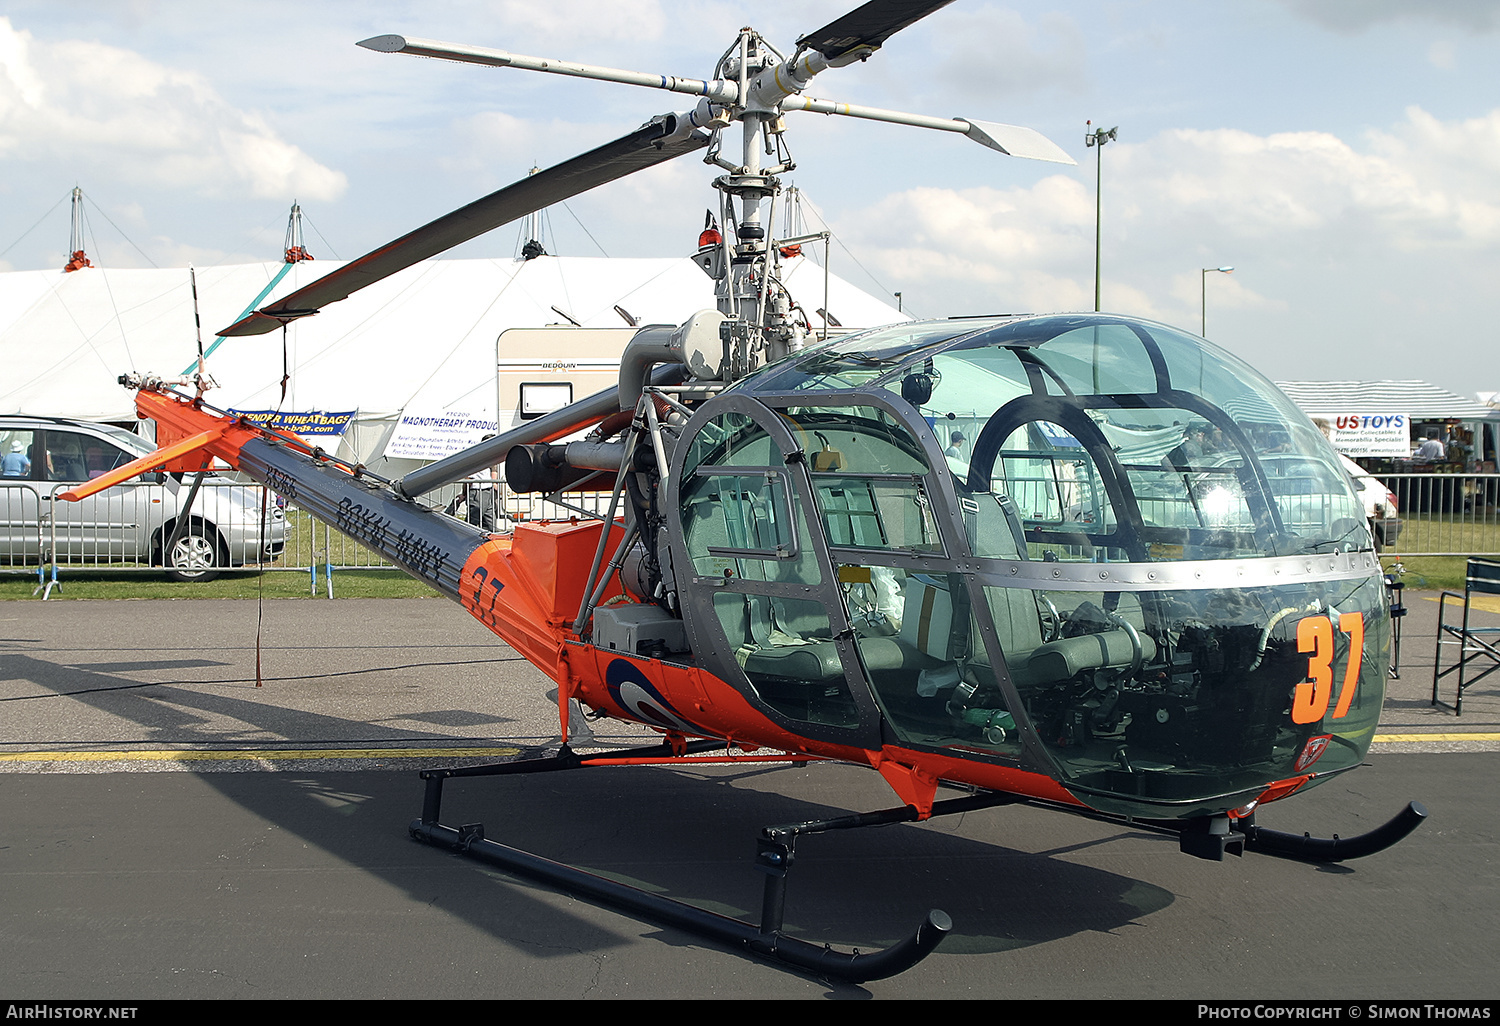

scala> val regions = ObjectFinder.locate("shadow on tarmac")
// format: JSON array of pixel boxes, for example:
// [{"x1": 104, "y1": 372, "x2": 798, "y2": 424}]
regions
[{"x1": 1, "y1": 645, "x2": 1177, "y2": 981}]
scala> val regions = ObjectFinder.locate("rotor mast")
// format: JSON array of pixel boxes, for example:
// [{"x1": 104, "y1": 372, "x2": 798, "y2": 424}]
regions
[{"x1": 713, "y1": 27, "x2": 801, "y2": 375}]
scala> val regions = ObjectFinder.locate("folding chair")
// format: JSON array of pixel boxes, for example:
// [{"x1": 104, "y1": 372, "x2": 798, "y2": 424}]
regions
[
  {"x1": 1385, "y1": 572, "x2": 1405, "y2": 679},
  {"x1": 1432, "y1": 557, "x2": 1500, "y2": 715}
]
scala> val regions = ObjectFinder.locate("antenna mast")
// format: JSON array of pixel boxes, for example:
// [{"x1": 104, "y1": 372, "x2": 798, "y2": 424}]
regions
[
  {"x1": 284, "y1": 202, "x2": 314, "y2": 263},
  {"x1": 520, "y1": 167, "x2": 547, "y2": 259},
  {"x1": 63, "y1": 187, "x2": 93, "y2": 272}
]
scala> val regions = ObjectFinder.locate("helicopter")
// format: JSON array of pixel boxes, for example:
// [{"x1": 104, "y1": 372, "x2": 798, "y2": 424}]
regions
[{"x1": 64, "y1": 0, "x2": 1425, "y2": 983}]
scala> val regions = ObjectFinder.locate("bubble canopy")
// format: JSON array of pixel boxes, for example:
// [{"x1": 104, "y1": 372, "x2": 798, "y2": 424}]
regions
[
  {"x1": 672, "y1": 314, "x2": 1387, "y2": 818},
  {"x1": 738, "y1": 313, "x2": 1368, "y2": 560}
]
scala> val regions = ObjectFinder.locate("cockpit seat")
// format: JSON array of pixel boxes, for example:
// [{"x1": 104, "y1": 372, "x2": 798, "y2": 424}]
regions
[
  {"x1": 1025, "y1": 629, "x2": 1157, "y2": 685},
  {"x1": 742, "y1": 576, "x2": 957, "y2": 683},
  {"x1": 743, "y1": 635, "x2": 942, "y2": 681},
  {"x1": 744, "y1": 640, "x2": 844, "y2": 680}
]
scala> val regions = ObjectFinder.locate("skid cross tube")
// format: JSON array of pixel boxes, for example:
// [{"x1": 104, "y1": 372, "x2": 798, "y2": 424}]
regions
[{"x1": 408, "y1": 744, "x2": 1012, "y2": 982}]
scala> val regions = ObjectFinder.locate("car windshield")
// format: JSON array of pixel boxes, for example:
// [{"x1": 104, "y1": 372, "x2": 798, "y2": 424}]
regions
[{"x1": 94, "y1": 425, "x2": 154, "y2": 455}]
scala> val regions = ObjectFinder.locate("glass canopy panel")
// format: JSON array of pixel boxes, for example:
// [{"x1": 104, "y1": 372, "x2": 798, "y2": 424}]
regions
[
  {"x1": 740, "y1": 322, "x2": 985, "y2": 394},
  {"x1": 838, "y1": 561, "x2": 1023, "y2": 760},
  {"x1": 680, "y1": 411, "x2": 859, "y2": 728},
  {"x1": 712, "y1": 314, "x2": 1389, "y2": 806},
  {"x1": 837, "y1": 316, "x2": 1375, "y2": 560},
  {"x1": 979, "y1": 572, "x2": 1389, "y2": 817},
  {"x1": 776, "y1": 405, "x2": 942, "y2": 555},
  {"x1": 1006, "y1": 322, "x2": 1160, "y2": 396}
]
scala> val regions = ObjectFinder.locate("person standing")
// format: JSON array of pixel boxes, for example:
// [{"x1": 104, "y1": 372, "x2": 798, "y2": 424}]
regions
[
  {"x1": 944, "y1": 430, "x2": 966, "y2": 461},
  {"x1": 2, "y1": 440, "x2": 30, "y2": 477}
]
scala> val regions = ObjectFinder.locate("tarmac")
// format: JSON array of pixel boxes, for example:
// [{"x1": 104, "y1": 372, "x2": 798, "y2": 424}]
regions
[
  {"x1": 0, "y1": 589, "x2": 1495, "y2": 999},
  {"x1": 1374, "y1": 582, "x2": 1500, "y2": 748},
  {"x1": 0, "y1": 584, "x2": 1494, "y2": 771}
]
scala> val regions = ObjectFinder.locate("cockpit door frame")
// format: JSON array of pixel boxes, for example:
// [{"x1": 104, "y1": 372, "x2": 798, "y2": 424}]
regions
[
  {"x1": 753, "y1": 388, "x2": 1060, "y2": 777},
  {"x1": 668, "y1": 392, "x2": 884, "y2": 749}
]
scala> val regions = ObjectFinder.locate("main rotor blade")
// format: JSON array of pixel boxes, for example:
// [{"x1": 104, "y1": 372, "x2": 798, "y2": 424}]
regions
[
  {"x1": 798, "y1": 0, "x2": 956, "y2": 60},
  {"x1": 359, "y1": 35, "x2": 739, "y2": 105},
  {"x1": 219, "y1": 117, "x2": 709, "y2": 337}
]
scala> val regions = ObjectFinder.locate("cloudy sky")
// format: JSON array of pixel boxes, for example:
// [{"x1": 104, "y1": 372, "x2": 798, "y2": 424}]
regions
[{"x1": 0, "y1": 0, "x2": 1496, "y2": 397}]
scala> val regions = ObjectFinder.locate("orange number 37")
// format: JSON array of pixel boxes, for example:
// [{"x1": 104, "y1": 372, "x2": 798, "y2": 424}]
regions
[{"x1": 1293, "y1": 612, "x2": 1365, "y2": 724}]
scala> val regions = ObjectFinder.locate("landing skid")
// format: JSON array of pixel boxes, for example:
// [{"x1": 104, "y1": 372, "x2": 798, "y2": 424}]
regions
[
  {"x1": 1118, "y1": 799, "x2": 1428, "y2": 863},
  {"x1": 408, "y1": 740, "x2": 1017, "y2": 983},
  {"x1": 408, "y1": 743, "x2": 1428, "y2": 980},
  {"x1": 1235, "y1": 801, "x2": 1429, "y2": 862}
]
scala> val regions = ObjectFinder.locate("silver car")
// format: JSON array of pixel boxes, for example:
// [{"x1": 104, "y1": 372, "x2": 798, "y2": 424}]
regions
[
  {"x1": 1338, "y1": 453, "x2": 1403, "y2": 549},
  {"x1": 0, "y1": 416, "x2": 286, "y2": 581}
]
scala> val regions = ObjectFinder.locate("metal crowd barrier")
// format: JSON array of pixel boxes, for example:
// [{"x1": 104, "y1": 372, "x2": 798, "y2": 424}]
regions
[
  {"x1": 1378, "y1": 472, "x2": 1500, "y2": 557},
  {"x1": 0, "y1": 476, "x2": 618, "y2": 598},
  {"x1": 12, "y1": 468, "x2": 1486, "y2": 598},
  {"x1": 10, "y1": 478, "x2": 294, "y2": 598},
  {"x1": 303, "y1": 479, "x2": 617, "y2": 596}
]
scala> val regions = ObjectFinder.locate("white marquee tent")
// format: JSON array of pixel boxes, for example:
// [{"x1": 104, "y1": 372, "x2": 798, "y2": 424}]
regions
[{"x1": 0, "y1": 253, "x2": 906, "y2": 467}]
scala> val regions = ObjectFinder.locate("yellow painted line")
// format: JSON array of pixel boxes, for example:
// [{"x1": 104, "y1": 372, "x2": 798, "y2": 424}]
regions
[
  {"x1": 5, "y1": 738, "x2": 1490, "y2": 763},
  {"x1": 1421, "y1": 593, "x2": 1500, "y2": 615},
  {"x1": 1372, "y1": 733, "x2": 1500, "y2": 743},
  {"x1": 0, "y1": 746, "x2": 522, "y2": 764}
]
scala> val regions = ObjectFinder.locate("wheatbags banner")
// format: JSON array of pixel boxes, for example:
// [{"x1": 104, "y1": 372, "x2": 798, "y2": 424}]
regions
[{"x1": 230, "y1": 410, "x2": 356, "y2": 436}]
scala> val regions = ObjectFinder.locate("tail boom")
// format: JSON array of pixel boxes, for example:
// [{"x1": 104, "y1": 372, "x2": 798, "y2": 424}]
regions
[{"x1": 102, "y1": 389, "x2": 591, "y2": 668}]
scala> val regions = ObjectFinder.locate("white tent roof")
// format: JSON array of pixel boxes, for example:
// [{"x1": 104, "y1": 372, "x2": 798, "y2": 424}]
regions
[
  {"x1": 1275, "y1": 380, "x2": 1500, "y2": 421},
  {"x1": 0, "y1": 254, "x2": 906, "y2": 422}
]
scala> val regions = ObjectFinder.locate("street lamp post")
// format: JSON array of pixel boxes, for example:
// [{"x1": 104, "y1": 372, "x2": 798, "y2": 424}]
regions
[
  {"x1": 1201, "y1": 266, "x2": 1233, "y2": 336},
  {"x1": 1086, "y1": 123, "x2": 1117, "y2": 312}
]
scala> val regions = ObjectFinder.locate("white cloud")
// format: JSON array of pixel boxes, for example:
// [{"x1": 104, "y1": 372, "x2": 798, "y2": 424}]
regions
[
  {"x1": 830, "y1": 105, "x2": 1500, "y2": 330},
  {"x1": 488, "y1": 0, "x2": 667, "y2": 42},
  {"x1": 931, "y1": 8, "x2": 1089, "y2": 100},
  {"x1": 453, "y1": 110, "x2": 633, "y2": 169},
  {"x1": 1274, "y1": 0, "x2": 1499, "y2": 33},
  {"x1": 833, "y1": 177, "x2": 1093, "y2": 316},
  {"x1": 0, "y1": 17, "x2": 346, "y2": 202}
]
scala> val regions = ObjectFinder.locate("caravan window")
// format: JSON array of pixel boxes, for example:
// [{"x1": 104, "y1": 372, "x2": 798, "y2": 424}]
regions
[{"x1": 519, "y1": 382, "x2": 573, "y2": 420}]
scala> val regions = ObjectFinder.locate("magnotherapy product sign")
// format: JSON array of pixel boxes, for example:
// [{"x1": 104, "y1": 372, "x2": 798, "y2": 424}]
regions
[{"x1": 383, "y1": 411, "x2": 498, "y2": 461}]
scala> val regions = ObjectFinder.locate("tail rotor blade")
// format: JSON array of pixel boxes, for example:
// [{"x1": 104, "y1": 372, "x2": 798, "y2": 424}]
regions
[{"x1": 220, "y1": 117, "x2": 709, "y2": 337}]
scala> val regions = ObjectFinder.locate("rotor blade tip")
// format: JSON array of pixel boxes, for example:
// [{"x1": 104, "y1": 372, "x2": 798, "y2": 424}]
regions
[
  {"x1": 358, "y1": 34, "x2": 408, "y2": 53},
  {"x1": 962, "y1": 119, "x2": 1077, "y2": 165},
  {"x1": 217, "y1": 311, "x2": 284, "y2": 337}
]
